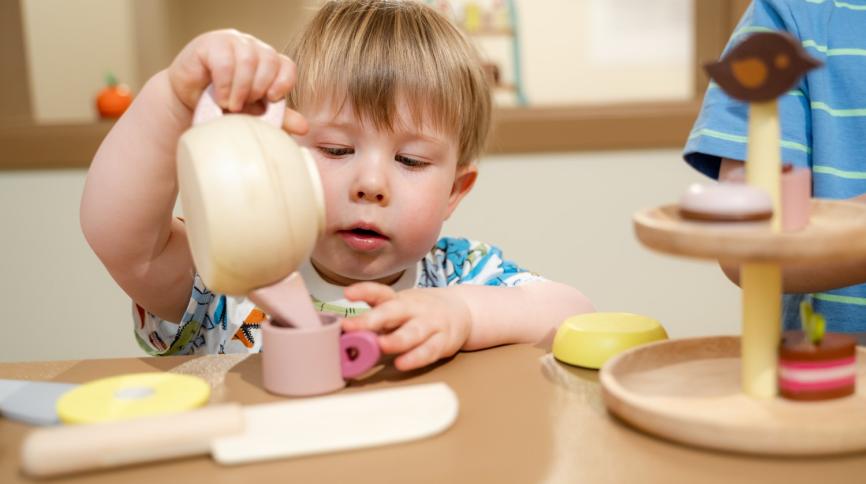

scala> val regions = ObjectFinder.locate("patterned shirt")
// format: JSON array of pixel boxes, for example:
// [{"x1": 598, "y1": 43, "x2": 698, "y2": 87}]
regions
[
  {"x1": 133, "y1": 237, "x2": 545, "y2": 355},
  {"x1": 684, "y1": 0, "x2": 866, "y2": 332}
]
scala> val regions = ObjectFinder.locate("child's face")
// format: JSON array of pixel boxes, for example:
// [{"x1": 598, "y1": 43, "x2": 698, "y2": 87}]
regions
[{"x1": 296, "y1": 100, "x2": 476, "y2": 286}]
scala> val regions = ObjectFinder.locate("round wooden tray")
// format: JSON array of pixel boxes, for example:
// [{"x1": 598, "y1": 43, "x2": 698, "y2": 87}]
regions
[
  {"x1": 600, "y1": 336, "x2": 866, "y2": 455},
  {"x1": 633, "y1": 199, "x2": 866, "y2": 263}
]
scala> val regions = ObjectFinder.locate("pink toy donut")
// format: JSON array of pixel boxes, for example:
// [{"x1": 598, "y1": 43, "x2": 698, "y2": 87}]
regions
[{"x1": 679, "y1": 182, "x2": 773, "y2": 221}]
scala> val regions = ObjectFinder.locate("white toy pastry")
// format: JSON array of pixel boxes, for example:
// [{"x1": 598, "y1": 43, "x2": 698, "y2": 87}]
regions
[{"x1": 679, "y1": 182, "x2": 773, "y2": 222}]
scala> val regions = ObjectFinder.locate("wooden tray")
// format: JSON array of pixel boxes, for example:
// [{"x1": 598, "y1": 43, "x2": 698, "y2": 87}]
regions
[
  {"x1": 633, "y1": 199, "x2": 866, "y2": 263},
  {"x1": 600, "y1": 336, "x2": 866, "y2": 456}
]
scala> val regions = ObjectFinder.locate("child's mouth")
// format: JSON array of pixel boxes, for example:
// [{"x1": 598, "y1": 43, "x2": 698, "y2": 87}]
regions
[
  {"x1": 338, "y1": 227, "x2": 389, "y2": 252},
  {"x1": 349, "y1": 228, "x2": 381, "y2": 237}
]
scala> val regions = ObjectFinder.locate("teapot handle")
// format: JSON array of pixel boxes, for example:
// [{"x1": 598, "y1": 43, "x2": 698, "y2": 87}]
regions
[{"x1": 192, "y1": 84, "x2": 286, "y2": 127}]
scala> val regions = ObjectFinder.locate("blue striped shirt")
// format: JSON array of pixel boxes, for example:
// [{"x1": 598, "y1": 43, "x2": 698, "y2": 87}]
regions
[{"x1": 684, "y1": 0, "x2": 866, "y2": 332}]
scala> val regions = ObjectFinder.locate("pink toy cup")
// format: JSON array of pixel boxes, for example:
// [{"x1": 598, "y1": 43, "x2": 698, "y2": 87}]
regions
[{"x1": 261, "y1": 314, "x2": 381, "y2": 397}]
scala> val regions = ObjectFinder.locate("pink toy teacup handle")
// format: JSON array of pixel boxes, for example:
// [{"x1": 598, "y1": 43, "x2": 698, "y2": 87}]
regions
[
  {"x1": 340, "y1": 331, "x2": 381, "y2": 379},
  {"x1": 192, "y1": 84, "x2": 286, "y2": 127}
]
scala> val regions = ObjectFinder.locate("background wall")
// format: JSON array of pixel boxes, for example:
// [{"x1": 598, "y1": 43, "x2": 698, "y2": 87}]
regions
[
  {"x1": 0, "y1": 150, "x2": 740, "y2": 362},
  {"x1": 20, "y1": 0, "x2": 140, "y2": 123},
  {"x1": 20, "y1": 0, "x2": 692, "y2": 122},
  {"x1": 20, "y1": 0, "x2": 315, "y2": 123},
  {"x1": 1, "y1": 0, "x2": 741, "y2": 362},
  {"x1": 515, "y1": 0, "x2": 693, "y2": 105},
  {"x1": 446, "y1": 149, "x2": 740, "y2": 337}
]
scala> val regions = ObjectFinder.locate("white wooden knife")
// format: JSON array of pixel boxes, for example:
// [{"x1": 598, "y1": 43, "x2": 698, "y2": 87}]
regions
[{"x1": 21, "y1": 382, "x2": 458, "y2": 477}]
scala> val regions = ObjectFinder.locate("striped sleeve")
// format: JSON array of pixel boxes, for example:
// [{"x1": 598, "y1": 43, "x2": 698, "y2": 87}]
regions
[{"x1": 684, "y1": 0, "x2": 812, "y2": 179}]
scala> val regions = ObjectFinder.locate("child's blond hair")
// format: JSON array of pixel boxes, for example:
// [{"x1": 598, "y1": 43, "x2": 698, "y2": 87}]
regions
[{"x1": 287, "y1": 0, "x2": 491, "y2": 166}]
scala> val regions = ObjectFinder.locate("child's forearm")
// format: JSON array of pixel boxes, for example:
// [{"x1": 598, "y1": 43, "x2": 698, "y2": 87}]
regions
[
  {"x1": 721, "y1": 258, "x2": 866, "y2": 294},
  {"x1": 80, "y1": 69, "x2": 195, "y2": 319},
  {"x1": 717, "y1": 170, "x2": 866, "y2": 293},
  {"x1": 453, "y1": 281, "x2": 595, "y2": 351}
]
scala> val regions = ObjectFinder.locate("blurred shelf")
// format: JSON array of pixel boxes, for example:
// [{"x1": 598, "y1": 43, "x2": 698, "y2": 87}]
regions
[
  {"x1": 0, "y1": 100, "x2": 699, "y2": 170},
  {"x1": 466, "y1": 28, "x2": 514, "y2": 37},
  {"x1": 488, "y1": 100, "x2": 700, "y2": 154},
  {"x1": 493, "y1": 83, "x2": 517, "y2": 92},
  {"x1": 0, "y1": 120, "x2": 113, "y2": 170}
]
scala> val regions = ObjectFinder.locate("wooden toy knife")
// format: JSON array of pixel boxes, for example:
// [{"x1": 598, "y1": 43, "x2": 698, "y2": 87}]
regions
[{"x1": 21, "y1": 382, "x2": 458, "y2": 477}]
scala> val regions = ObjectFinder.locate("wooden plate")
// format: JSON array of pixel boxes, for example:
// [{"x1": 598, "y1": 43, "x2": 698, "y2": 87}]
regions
[
  {"x1": 600, "y1": 336, "x2": 866, "y2": 455},
  {"x1": 633, "y1": 199, "x2": 866, "y2": 263}
]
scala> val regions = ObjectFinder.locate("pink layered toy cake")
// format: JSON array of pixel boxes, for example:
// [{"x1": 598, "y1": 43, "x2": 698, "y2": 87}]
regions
[{"x1": 778, "y1": 330, "x2": 857, "y2": 401}]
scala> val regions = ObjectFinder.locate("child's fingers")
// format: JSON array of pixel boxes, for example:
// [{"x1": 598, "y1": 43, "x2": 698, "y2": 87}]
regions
[
  {"x1": 268, "y1": 57, "x2": 297, "y2": 101},
  {"x1": 283, "y1": 109, "x2": 309, "y2": 136},
  {"x1": 274, "y1": 57, "x2": 307, "y2": 134},
  {"x1": 343, "y1": 299, "x2": 410, "y2": 332},
  {"x1": 248, "y1": 50, "x2": 280, "y2": 103},
  {"x1": 378, "y1": 319, "x2": 437, "y2": 355},
  {"x1": 205, "y1": 41, "x2": 236, "y2": 109},
  {"x1": 393, "y1": 332, "x2": 447, "y2": 371},
  {"x1": 344, "y1": 282, "x2": 397, "y2": 306},
  {"x1": 227, "y1": 39, "x2": 259, "y2": 112}
]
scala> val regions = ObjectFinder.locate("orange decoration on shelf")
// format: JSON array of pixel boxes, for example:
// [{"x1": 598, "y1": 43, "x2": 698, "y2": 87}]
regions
[{"x1": 96, "y1": 73, "x2": 133, "y2": 119}]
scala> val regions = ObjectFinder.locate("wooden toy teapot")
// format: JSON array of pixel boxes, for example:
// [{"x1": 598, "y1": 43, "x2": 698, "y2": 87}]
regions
[{"x1": 176, "y1": 87, "x2": 325, "y2": 297}]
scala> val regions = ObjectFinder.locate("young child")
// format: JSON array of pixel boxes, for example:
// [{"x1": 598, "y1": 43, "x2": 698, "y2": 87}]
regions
[
  {"x1": 80, "y1": 0, "x2": 594, "y2": 371},
  {"x1": 685, "y1": 0, "x2": 866, "y2": 333}
]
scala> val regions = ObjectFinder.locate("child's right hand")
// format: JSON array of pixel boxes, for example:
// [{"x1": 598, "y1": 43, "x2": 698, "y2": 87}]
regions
[{"x1": 167, "y1": 29, "x2": 308, "y2": 134}]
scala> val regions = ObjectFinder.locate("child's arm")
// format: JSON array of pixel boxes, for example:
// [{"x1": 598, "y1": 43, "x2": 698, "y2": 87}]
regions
[
  {"x1": 718, "y1": 158, "x2": 866, "y2": 293},
  {"x1": 342, "y1": 281, "x2": 594, "y2": 371},
  {"x1": 80, "y1": 30, "x2": 305, "y2": 322}
]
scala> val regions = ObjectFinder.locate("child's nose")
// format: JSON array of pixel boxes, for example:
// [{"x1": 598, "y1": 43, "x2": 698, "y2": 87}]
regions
[
  {"x1": 351, "y1": 171, "x2": 389, "y2": 205},
  {"x1": 354, "y1": 189, "x2": 387, "y2": 204}
]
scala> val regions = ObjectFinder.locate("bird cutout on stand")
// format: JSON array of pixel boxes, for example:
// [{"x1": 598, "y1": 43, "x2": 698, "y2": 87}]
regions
[
  {"x1": 705, "y1": 32, "x2": 822, "y2": 103},
  {"x1": 705, "y1": 32, "x2": 821, "y2": 399}
]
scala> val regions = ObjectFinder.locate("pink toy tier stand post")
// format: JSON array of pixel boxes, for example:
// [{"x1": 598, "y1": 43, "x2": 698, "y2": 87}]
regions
[
  {"x1": 726, "y1": 164, "x2": 812, "y2": 231},
  {"x1": 262, "y1": 314, "x2": 382, "y2": 396},
  {"x1": 780, "y1": 167, "x2": 811, "y2": 231}
]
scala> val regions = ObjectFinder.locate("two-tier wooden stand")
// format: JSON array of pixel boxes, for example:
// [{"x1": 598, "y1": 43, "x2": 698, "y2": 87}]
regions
[{"x1": 600, "y1": 200, "x2": 866, "y2": 455}]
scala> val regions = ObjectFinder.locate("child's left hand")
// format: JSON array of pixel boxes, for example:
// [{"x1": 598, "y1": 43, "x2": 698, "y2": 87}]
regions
[{"x1": 341, "y1": 282, "x2": 472, "y2": 371}]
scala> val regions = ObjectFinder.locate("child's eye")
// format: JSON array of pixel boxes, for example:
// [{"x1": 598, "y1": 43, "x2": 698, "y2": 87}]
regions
[
  {"x1": 318, "y1": 146, "x2": 354, "y2": 157},
  {"x1": 395, "y1": 154, "x2": 429, "y2": 168}
]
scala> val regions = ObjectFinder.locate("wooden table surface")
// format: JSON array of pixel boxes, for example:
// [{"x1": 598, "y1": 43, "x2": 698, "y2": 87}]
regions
[{"x1": 2, "y1": 344, "x2": 865, "y2": 483}]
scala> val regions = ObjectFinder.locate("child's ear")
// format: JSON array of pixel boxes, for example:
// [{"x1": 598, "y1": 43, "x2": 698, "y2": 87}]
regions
[{"x1": 445, "y1": 162, "x2": 478, "y2": 220}]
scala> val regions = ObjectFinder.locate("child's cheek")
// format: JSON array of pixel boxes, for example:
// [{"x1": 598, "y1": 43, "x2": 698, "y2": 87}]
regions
[{"x1": 392, "y1": 200, "x2": 448, "y2": 253}]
